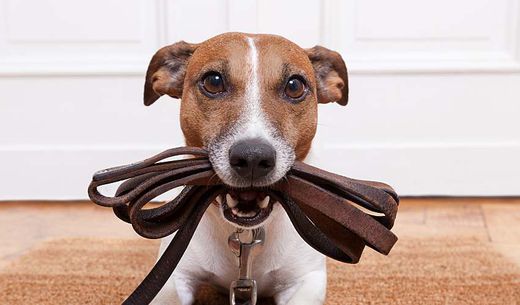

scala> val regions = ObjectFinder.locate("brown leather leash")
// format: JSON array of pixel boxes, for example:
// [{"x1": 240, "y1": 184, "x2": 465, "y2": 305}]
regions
[{"x1": 88, "y1": 147, "x2": 399, "y2": 305}]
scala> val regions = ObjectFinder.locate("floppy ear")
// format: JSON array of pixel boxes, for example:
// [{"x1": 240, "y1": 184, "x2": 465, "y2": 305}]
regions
[
  {"x1": 306, "y1": 46, "x2": 349, "y2": 106},
  {"x1": 143, "y1": 41, "x2": 198, "y2": 106}
]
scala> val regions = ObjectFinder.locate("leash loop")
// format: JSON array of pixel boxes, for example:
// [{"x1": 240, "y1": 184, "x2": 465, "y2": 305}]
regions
[{"x1": 87, "y1": 146, "x2": 400, "y2": 304}]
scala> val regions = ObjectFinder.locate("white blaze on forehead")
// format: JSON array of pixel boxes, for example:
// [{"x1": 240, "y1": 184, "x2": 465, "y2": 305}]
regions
[{"x1": 240, "y1": 36, "x2": 270, "y2": 139}]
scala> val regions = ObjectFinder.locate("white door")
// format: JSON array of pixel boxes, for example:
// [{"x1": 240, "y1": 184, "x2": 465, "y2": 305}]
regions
[{"x1": 1, "y1": 0, "x2": 519, "y2": 199}]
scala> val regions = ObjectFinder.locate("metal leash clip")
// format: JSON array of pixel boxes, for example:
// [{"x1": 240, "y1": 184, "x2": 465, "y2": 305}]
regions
[{"x1": 228, "y1": 227, "x2": 265, "y2": 305}]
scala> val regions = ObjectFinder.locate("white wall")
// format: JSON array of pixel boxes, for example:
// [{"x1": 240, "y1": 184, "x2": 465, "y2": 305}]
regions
[{"x1": 1, "y1": 0, "x2": 519, "y2": 199}]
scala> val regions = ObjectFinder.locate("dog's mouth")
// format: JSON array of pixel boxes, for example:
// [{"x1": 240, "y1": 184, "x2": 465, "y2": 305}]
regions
[{"x1": 217, "y1": 189, "x2": 275, "y2": 228}]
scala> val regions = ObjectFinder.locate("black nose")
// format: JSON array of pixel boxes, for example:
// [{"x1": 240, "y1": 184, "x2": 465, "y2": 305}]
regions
[{"x1": 229, "y1": 139, "x2": 276, "y2": 180}]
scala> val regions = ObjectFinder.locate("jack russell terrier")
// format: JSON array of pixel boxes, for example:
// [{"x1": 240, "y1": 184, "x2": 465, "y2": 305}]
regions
[{"x1": 143, "y1": 32, "x2": 348, "y2": 305}]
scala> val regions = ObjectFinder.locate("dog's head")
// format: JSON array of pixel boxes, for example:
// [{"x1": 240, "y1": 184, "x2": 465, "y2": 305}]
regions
[{"x1": 144, "y1": 33, "x2": 348, "y2": 228}]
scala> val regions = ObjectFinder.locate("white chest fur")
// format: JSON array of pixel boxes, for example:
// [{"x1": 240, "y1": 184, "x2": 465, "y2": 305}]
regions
[{"x1": 158, "y1": 203, "x2": 325, "y2": 297}]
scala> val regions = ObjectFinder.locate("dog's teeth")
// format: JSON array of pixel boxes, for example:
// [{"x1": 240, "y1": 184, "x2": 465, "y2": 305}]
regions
[
  {"x1": 236, "y1": 210, "x2": 256, "y2": 218},
  {"x1": 231, "y1": 208, "x2": 239, "y2": 216},
  {"x1": 258, "y1": 196, "x2": 270, "y2": 209},
  {"x1": 215, "y1": 195, "x2": 222, "y2": 205},
  {"x1": 226, "y1": 194, "x2": 238, "y2": 208}
]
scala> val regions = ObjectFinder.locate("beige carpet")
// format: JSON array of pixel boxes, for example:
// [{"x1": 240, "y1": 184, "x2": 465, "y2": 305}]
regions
[{"x1": 0, "y1": 237, "x2": 518, "y2": 305}]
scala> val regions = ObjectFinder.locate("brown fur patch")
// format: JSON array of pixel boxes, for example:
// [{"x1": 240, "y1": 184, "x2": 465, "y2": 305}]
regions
[{"x1": 253, "y1": 35, "x2": 318, "y2": 160}]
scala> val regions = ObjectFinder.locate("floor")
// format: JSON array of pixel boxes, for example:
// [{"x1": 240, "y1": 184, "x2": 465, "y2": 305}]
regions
[{"x1": 1, "y1": 198, "x2": 520, "y2": 270}]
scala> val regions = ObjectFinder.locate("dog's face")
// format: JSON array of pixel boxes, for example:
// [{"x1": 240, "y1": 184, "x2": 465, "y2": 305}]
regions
[{"x1": 144, "y1": 33, "x2": 348, "y2": 228}]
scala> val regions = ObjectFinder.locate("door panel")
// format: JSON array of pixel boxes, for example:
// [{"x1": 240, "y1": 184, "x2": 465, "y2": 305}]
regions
[{"x1": 0, "y1": 0, "x2": 519, "y2": 199}]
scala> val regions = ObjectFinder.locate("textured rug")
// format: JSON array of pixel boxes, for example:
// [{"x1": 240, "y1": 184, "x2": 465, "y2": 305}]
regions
[{"x1": 0, "y1": 237, "x2": 518, "y2": 305}]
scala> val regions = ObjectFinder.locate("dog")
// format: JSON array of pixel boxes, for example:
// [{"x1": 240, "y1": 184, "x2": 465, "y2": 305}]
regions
[{"x1": 143, "y1": 32, "x2": 348, "y2": 305}]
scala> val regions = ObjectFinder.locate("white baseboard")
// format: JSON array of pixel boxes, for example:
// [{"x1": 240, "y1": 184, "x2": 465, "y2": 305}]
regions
[
  {"x1": 1, "y1": 143, "x2": 518, "y2": 200},
  {"x1": 0, "y1": 147, "x2": 163, "y2": 201},
  {"x1": 309, "y1": 142, "x2": 520, "y2": 197}
]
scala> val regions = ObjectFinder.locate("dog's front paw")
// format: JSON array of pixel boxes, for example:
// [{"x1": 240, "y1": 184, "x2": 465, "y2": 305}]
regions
[
  {"x1": 275, "y1": 269, "x2": 327, "y2": 305},
  {"x1": 150, "y1": 276, "x2": 196, "y2": 305}
]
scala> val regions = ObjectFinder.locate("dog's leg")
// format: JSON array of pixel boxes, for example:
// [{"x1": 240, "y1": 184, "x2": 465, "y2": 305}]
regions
[
  {"x1": 274, "y1": 269, "x2": 327, "y2": 305},
  {"x1": 150, "y1": 235, "x2": 198, "y2": 305},
  {"x1": 150, "y1": 275, "x2": 181, "y2": 305},
  {"x1": 151, "y1": 275, "x2": 198, "y2": 305}
]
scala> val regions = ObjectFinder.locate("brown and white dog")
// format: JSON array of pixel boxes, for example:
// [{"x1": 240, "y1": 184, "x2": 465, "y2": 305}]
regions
[{"x1": 144, "y1": 32, "x2": 348, "y2": 305}]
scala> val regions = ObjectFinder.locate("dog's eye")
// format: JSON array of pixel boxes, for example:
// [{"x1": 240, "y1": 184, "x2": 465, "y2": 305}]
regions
[
  {"x1": 201, "y1": 72, "x2": 225, "y2": 95},
  {"x1": 285, "y1": 76, "x2": 306, "y2": 100}
]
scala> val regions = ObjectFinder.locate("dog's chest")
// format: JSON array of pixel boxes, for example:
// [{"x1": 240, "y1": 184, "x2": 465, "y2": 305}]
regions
[{"x1": 167, "y1": 204, "x2": 324, "y2": 296}]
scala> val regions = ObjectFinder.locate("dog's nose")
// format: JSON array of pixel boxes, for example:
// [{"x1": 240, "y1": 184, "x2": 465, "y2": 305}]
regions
[{"x1": 229, "y1": 139, "x2": 276, "y2": 180}]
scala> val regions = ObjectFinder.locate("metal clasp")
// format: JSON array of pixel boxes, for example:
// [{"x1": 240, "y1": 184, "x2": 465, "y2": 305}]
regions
[{"x1": 227, "y1": 228, "x2": 265, "y2": 305}]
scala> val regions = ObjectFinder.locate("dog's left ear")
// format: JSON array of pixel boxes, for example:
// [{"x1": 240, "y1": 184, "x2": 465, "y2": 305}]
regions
[
  {"x1": 306, "y1": 46, "x2": 349, "y2": 106},
  {"x1": 143, "y1": 41, "x2": 199, "y2": 106}
]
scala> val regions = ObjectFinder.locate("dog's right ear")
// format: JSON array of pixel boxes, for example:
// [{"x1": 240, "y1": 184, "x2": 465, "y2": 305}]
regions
[{"x1": 143, "y1": 41, "x2": 199, "y2": 106}]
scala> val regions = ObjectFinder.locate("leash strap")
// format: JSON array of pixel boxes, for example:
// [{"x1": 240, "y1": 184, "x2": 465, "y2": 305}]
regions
[{"x1": 88, "y1": 147, "x2": 399, "y2": 304}]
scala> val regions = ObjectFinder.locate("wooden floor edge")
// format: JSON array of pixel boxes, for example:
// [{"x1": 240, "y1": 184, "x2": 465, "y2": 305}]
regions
[{"x1": 1, "y1": 196, "x2": 519, "y2": 206}]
